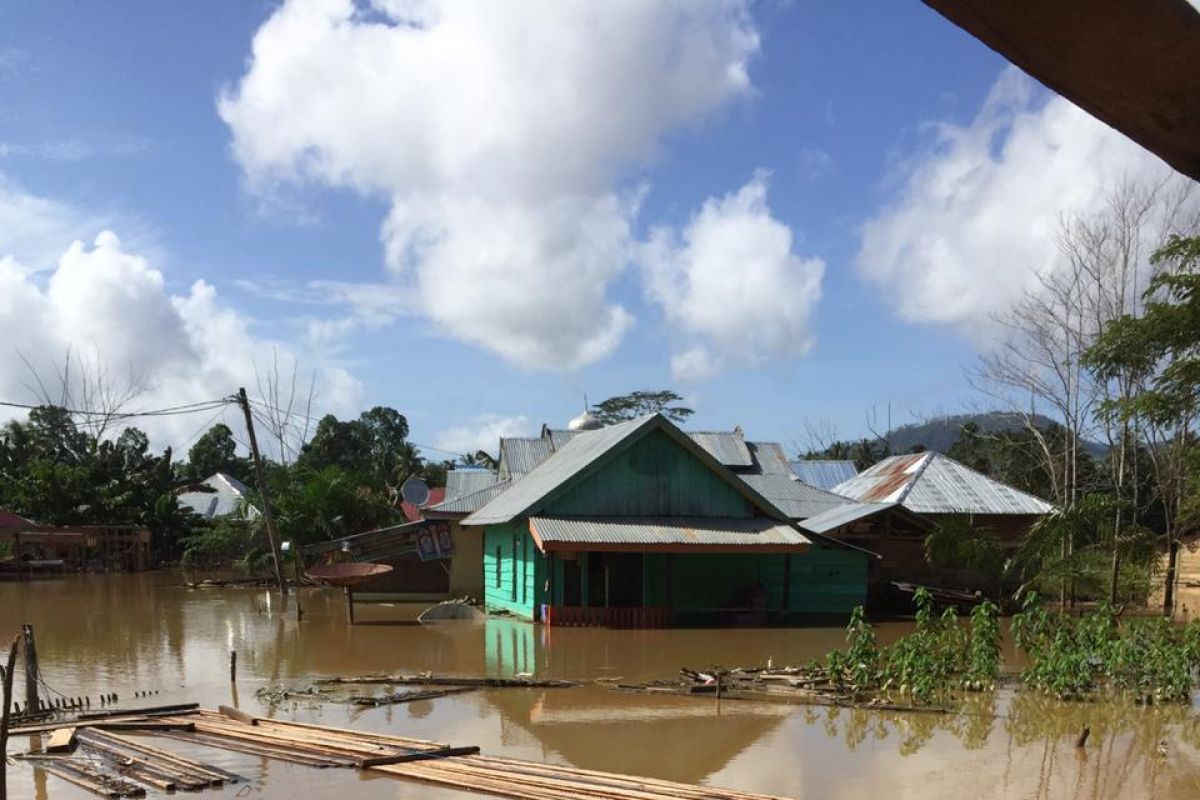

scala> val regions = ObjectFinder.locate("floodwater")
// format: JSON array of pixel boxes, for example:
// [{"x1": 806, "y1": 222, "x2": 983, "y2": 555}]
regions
[{"x1": 2, "y1": 574, "x2": 1199, "y2": 800}]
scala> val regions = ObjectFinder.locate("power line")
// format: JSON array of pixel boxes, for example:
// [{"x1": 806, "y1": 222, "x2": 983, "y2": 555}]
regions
[{"x1": 0, "y1": 398, "x2": 231, "y2": 419}]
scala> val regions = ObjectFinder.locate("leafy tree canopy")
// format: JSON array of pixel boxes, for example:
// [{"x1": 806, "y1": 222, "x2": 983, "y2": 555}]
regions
[
  {"x1": 185, "y1": 423, "x2": 248, "y2": 482},
  {"x1": 592, "y1": 390, "x2": 694, "y2": 425}
]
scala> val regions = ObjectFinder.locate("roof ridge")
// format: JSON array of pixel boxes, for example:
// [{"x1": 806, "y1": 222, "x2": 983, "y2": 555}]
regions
[{"x1": 893, "y1": 451, "x2": 934, "y2": 505}]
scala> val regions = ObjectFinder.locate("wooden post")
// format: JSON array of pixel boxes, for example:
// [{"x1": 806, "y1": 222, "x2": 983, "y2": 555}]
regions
[
  {"x1": 229, "y1": 651, "x2": 237, "y2": 684},
  {"x1": 1, "y1": 633, "x2": 20, "y2": 800},
  {"x1": 21, "y1": 625, "x2": 40, "y2": 714},
  {"x1": 236, "y1": 387, "x2": 287, "y2": 596},
  {"x1": 345, "y1": 588, "x2": 356, "y2": 625}
]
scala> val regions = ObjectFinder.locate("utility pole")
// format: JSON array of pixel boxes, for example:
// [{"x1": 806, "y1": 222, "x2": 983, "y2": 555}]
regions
[{"x1": 236, "y1": 388, "x2": 287, "y2": 596}]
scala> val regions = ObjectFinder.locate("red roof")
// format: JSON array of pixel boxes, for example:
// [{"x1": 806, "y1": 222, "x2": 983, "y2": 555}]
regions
[
  {"x1": 401, "y1": 487, "x2": 446, "y2": 523},
  {"x1": 0, "y1": 509, "x2": 34, "y2": 530}
]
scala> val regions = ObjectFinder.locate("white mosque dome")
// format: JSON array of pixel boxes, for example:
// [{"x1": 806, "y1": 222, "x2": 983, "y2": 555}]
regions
[{"x1": 567, "y1": 410, "x2": 603, "y2": 431}]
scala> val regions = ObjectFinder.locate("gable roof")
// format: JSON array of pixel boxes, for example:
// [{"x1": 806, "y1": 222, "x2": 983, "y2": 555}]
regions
[
  {"x1": 746, "y1": 441, "x2": 793, "y2": 475},
  {"x1": 176, "y1": 473, "x2": 260, "y2": 520},
  {"x1": 464, "y1": 415, "x2": 788, "y2": 527},
  {"x1": 833, "y1": 452, "x2": 1053, "y2": 515},
  {"x1": 789, "y1": 459, "x2": 859, "y2": 490}
]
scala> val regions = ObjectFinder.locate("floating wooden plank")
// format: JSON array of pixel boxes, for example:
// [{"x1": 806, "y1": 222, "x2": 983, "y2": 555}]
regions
[
  {"x1": 46, "y1": 726, "x2": 77, "y2": 753},
  {"x1": 217, "y1": 704, "x2": 257, "y2": 725},
  {"x1": 34, "y1": 758, "x2": 147, "y2": 798},
  {"x1": 77, "y1": 727, "x2": 243, "y2": 785},
  {"x1": 348, "y1": 686, "x2": 476, "y2": 706},
  {"x1": 317, "y1": 674, "x2": 578, "y2": 688},
  {"x1": 358, "y1": 746, "x2": 480, "y2": 768},
  {"x1": 75, "y1": 703, "x2": 200, "y2": 721},
  {"x1": 93, "y1": 721, "x2": 196, "y2": 732}
]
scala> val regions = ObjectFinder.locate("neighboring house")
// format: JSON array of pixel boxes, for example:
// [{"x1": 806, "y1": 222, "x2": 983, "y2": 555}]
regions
[
  {"x1": 461, "y1": 414, "x2": 872, "y2": 627},
  {"x1": 788, "y1": 460, "x2": 859, "y2": 491},
  {"x1": 1151, "y1": 533, "x2": 1200, "y2": 621},
  {"x1": 830, "y1": 452, "x2": 1052, "y2": 593},
  {"x1": 176, "y1": 473, "x2": 260, "y2": 521}
]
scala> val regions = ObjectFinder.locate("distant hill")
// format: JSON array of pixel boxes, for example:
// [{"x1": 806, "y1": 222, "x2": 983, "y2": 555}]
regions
[{"x1": 883, "y1": 412, "x2": 1105, "y2": 456}]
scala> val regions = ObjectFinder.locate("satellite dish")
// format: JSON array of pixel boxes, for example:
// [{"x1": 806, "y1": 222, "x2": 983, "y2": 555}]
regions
[{"x1": 401, "y1": 476, "x2": 431, "y2": 507}]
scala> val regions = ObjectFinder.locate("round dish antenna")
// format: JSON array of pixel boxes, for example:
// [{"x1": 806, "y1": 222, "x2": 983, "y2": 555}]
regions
[{"x1": 401, "y1": 476, "x2": 431, "y2": 506}]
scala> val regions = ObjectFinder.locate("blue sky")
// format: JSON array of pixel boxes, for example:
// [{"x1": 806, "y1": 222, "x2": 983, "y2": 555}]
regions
[{"x1": 0, "y1": 1, "x2": 1176, "y2": 460}]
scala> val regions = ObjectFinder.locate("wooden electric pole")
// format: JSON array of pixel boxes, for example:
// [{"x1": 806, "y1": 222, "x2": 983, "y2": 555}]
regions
[{"x1": 236, "y1": 388, "x2": 287, "y2": 596}]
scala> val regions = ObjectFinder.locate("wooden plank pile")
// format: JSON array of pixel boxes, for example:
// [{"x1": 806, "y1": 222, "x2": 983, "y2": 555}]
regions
[
  {"x1": 144, "y1": 708, "x2": 791, "y2": 800},
  {"x1": 15, "y1": 704, "x2": 792, "y2": 800}
]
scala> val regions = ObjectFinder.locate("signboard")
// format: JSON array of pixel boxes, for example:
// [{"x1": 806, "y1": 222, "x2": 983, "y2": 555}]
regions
[{"x1": 416, "y1": 522, "x2": 454, "y2": 562}]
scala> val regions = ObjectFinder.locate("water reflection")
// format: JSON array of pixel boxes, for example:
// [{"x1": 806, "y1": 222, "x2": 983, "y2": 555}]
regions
[{"x1": 1, "y1": 574, "x2": 1198, "y2": 799}]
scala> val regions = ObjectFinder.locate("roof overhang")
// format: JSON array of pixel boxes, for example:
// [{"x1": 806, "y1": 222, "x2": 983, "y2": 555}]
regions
[
  {"x1": 924, "y1": 0, "x2": 1200, "y2": 181},
  {"x1": 528, "y1": 516, "x2": 811, "y2": 555}
]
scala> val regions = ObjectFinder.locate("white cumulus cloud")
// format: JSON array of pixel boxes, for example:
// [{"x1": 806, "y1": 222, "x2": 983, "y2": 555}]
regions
[
  {"x1": 0, "y1": 226, "x2": 361, "y2": 452},
  {"x1": 640, "y1": 172, "x2": 825, "y2": 381},
  {"x1": 435, "y1": 414, "x2": 533, "y2": 458},
  {"x1": 218, "y1": 0, "x2": 760, "y2": 370},
  {"x1": 855, "y1": 67, "x2": 1177, "y2": 339}
]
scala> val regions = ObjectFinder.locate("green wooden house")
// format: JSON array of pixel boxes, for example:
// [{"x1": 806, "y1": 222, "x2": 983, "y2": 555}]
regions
[{"x1": 462, "y1": 414, "x2": 871, "y2": 627}]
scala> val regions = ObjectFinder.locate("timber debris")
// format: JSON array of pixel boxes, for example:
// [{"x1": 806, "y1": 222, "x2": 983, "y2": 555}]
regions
[
  {"x1": 258, "y1": 673, "x2": 579, "y2": 707},
  {"x1": 15, "y1": 705, "x2": 792, "y2": 800}
]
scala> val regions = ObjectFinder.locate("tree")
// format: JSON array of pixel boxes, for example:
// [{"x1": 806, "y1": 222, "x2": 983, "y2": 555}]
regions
[
  {"x1": 1086, "y1": 234, "x2": 1200, "y2": 613},
  {"x1": 186, "y1": 424, "x2": 246, "y2": 481},
  {"x1": 296, "y1": 407, "x2": 414, "y2": 485},
  {"x1": 592, "y1": 390, "x2": 694, "y2": 425}
]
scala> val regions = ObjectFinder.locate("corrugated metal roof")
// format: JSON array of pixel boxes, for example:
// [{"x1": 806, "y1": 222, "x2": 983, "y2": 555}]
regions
[
  {"x1": 747, "y1": 442, "x2": 793, "y2": 475},
  {"x1": 738, "y1": 474, "x2": 850, "y2": 520},
  {"x1": 788, "y1": 459, "x2": 859, "y2": 490},
  {"x1": 426, "y1": 480, "x2": 513, "y2": 516},
  {"x1": 466, "y1": 415, "x2": 789, "y2": 527},
  {"x1": 833, "y1": 453, "x2": 1053, "y2": 515},
  {"x1": 499, "y1": 437, "x2": 554, "y2": 477},
  {"x1": 799, "y1": 502, "x2": 899, "y2": 535},
  {"x1": 467, "y1": 417, "x2": 653, "y2": 525},
  {"x1": 544, "y1": 428, "x2": 580, "y2": 450},
  {"x1": 445, "y1": 468, "x2": 499, "y2": 502},
  {"x1": 687, "y1": 431, "x2": 754, "y2": 467},
  {"x1": 529, "y1": 516, "x2": 810, "y2": 551},
  {"x1": 177, "y1": 473, "x2": 260, "y2": 521}
]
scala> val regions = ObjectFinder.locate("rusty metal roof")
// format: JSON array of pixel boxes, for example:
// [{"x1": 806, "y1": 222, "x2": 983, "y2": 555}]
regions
[
  {"x1": 788, "y1": 459, "x2": 859, "y2": 490},
  {"x1": 738, "y1": 474, "x2": 849, "y2": 521},
  {"x1": 833, "y1": 452, "x2": 1052, "y2": 515},
  {"x1": 528, "y1": 516, "x2": 810, "y2": 552}
]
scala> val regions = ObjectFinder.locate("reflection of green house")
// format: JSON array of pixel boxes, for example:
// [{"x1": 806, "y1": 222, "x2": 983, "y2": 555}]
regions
[{"x1": 462, "y1": 414, "x2": 870, "y2": 627}]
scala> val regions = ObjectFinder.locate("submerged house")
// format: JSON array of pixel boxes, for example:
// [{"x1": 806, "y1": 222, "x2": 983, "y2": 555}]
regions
[
  {"x1": 460, "y1": 414, "x2": 872, "y2": 627},
  {"x1": 827, "y1": 452, "x2": 1052, "y2": 593}
]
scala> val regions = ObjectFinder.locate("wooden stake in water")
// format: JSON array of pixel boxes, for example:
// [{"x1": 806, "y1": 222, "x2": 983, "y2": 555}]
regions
[
  {"x1": 21, "y1": 625, "x2": 39, "y2": 714},
  {"x1": 230, "y1": 651, "x2": 237, "y2": 684},
  {"x1": 1, "y1": 633, "x2": 21, "y2": 800}
]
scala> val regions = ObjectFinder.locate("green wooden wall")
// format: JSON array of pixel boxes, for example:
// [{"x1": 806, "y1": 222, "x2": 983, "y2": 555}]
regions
[
  {"x1": 544, "y1": 429, "x2": 754, "y2": 518},
  {"x1": 483, "y1": 523, "x2": 543, "y2": 619}
]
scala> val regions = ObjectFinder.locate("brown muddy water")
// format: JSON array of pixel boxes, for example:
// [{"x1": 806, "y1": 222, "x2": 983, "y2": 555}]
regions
[{"x1": 2, "y1": 573, "x2": 1199, "y2": 800}]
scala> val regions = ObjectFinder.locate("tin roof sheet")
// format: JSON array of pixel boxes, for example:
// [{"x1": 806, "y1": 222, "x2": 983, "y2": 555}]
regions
[
  {"x1": 687, "y1": 431, "x2": 754, "y2": 467},
  {"x1": 799, "y1": 502, "x2": 899, "y2": 535},
  {"x1": 445, "y1": 468, "x2": 499, "y2": 502},
  {"x1": 529, "y1": 516, "x2": 810, "y2": 551},
  {"x1": 466, "y1": 415, "x2": 787, "y2": 526},
  {"x1": 499, "y1": 437, "x2": 554, "y2": 477},
  {"x1": 426, "y1": 480, "x2": 513, "y2": 516},
  {"x1": 738, "y1": 474, "x2": 850, "y2": 520},
  {"x1": 177, "y1": 473, "x2": 260, "y2": 521},
  {"x1": 747, "y1": 441, "x2": 793, "y2": 475},
  {"x1": 788, "y1": 460, "x2": 859, "y2": 490},
  {"x1": 833, "y1": 452, "x2": 1052, "y2": 515}
]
